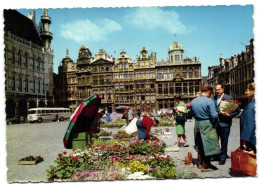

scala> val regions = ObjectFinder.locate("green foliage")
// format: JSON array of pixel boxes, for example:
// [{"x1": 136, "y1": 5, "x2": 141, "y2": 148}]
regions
[
  {"x1": 145, "y1": 155, "x2": 175, "y2": 179},
  {"x1": 92, "y1": 139, "x2": 119, "y2": 147},
  {"x1": 46, "y1": 152, "x2": 83, "y2": 179},
  {"x1": 152, "y1": 167, "x2": 175, "y2": 179},
  {"x1": 127, "y1": 138, "x2": 166, "y2": 156},
  {"x1": 100, "y1": 122, "x2": 124, "y2": 128}
]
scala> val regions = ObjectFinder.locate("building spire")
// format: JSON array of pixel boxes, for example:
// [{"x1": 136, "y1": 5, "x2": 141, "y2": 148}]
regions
[
  {"x1": 66, "y1": 48, "x2": 69, "y2": 57},
  {"x1": 174, "y1": 34, "x2": 177, "y2": 42}
]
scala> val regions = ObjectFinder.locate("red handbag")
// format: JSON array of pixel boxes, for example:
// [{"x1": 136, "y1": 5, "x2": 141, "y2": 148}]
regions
[{"x1": 231, "y1": 148, "x2": 257, "y2": 176}]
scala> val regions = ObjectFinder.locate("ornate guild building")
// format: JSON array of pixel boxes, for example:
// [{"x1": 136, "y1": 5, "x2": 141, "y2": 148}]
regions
[
  {"x1": 4, "y1": 9, "x2": 54, "y2": 119},
  {"x1": 55, "y1": 39, "x2": 202, "y2": 113},
  {"x1": 207, "y1": 39, "x2": 254, "y2": 107}
]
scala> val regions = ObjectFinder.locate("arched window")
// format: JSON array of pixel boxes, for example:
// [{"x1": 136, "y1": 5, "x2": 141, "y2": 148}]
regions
[
  {"x1": 38, "y1": 80, "x2": 41, "y2": 93},
  {"x1": 25, "y1": 53, "x2": 29, "y2": 68},
  {"x1": 37, "y1": 60, "x2": 41, "y2": 71},
  {"x1": 19, "y1": 76, "x2": 22, "y2": 92},
  {"x1": 124, "y1": 62, "x2": 128, "y2": 69},
  {"x1": 25, "y1": 77, "x2": 29, "y2": 92},
  {"x1": 43, "y1": 79, "x2": 45, "y2": 94},
  {"x1": 18, "y1": 51, "x2": 22, "y2": 66},
  {"x1": 33, "y1": 79, "x2": 36, "y2": 93},
  {"x1": 12, "y1": 75, "x2": 15, "y2": 91},
  {"x1": 32, "y1": 57, "x2": 35, "y2": 70},
  {"x1": 12, "y1": 49, "x2": 15, "y2": 65}
]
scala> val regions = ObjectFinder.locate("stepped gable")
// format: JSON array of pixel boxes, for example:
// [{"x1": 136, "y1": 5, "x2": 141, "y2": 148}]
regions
[{"x1": 4, "y1": 9, "x2": 43, "y2": 46}]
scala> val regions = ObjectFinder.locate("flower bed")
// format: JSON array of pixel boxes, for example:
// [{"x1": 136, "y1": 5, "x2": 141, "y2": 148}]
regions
[
  {"x1": 113, "y1": 130, "x2": 136, "y2": 139},
  {"x1": 100, "y1": 122, "x2": 125, "y2": 128},
  {"x1": 47, "y1": 137, "x2": 175, "y2": 181}
]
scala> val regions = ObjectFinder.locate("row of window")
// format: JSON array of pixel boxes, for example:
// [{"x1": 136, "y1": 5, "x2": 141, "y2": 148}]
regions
[
  {"x1": 10, "y1": 75, "x2": 45, "y2": 94},
  {"x1": 158, "y1": 82, "x2": 200, "y2": 94},
  {"x1": 7, "y1": 49, "x2": 44, "y2": 72},
  {"x1": 93, "y1": 65, "x2": 112, "y2": 72}
]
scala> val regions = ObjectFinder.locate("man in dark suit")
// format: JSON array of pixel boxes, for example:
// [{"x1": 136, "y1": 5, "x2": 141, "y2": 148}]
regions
[{"x1": 213, "y1": 84, "x2": 240, "y2": 165}]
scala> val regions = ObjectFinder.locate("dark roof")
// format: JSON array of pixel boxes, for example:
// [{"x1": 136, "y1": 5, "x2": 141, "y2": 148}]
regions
[{"x1": 4, "y1": 9, "x2": 43, "y2": 46}]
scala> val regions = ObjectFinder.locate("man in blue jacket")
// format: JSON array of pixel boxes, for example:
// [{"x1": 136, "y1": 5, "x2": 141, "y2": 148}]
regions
[{"x1": 213, "y1": 84, "x2": 241, "y2": 165}]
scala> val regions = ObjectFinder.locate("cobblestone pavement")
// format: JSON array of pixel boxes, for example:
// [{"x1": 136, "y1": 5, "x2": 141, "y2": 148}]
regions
[{"x1": 6, "y1": 118, "x2": 253, "y2": 183}]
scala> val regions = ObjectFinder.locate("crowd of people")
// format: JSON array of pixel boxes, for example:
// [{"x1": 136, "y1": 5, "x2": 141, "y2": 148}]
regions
[{"x1": 102, "y1": 82, "x2": 256, "y2": 172}]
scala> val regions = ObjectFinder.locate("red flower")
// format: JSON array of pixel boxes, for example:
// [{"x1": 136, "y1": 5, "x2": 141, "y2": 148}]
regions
[
  {"x1": 58, "y1": 153, "x2": 63, "y2": 157},
  {"x1": 153, "y1": 147, "x2": 158, "y2": 151},
  {"x1": 233, "y1": 100, "x2": 238, "y2": 102},
  {"x1": 63, "y1": 151, "x2": 67, "y2": 155},
  {"x1": 238, "y1": 102, "x2": 241, "y2": 105},
  {"x1": 72, "y1": 157, "x2": 78, "y2": 161},
  {"x1": 68, "y1": 155, "x2": 71, "y2": 158},
  {"x1": 228, "y1": 100, "x2": 232, "y2": 103},
  {"x1": 222, "y1": 97, "x2": 226, "y2": 100},
  {"x1": 61, "y1": 161, "x2": 65, "y2": 164}
]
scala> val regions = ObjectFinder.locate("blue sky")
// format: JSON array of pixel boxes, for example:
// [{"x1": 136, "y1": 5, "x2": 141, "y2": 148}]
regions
[{"x1": 17, "y1": 6, "x2": 253, "y2": 76}]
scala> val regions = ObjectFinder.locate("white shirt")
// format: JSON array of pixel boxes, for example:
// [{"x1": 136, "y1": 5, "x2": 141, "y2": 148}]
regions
[{"x1": 217, "y1": 93, "x2": 224, "y2": 106}]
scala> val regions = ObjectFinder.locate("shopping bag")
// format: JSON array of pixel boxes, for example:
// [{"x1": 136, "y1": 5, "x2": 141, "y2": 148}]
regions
[{"x1": 231, "y1": 147, "x2": 257, "y2": 176}]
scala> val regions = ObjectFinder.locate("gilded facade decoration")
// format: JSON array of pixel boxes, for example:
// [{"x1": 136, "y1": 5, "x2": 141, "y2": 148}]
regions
[{"x1": 55, "y1": 39, "x2": 202, "y2": 113}]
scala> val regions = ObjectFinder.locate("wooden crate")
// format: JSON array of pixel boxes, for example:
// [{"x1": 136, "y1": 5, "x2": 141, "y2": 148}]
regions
[{"x1": 18, "y1": 160, "x2": 37, "y2": 165}]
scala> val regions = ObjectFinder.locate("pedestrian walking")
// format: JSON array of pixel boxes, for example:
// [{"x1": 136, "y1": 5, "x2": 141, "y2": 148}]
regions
[
  {"x1": 105, "y1": 109, "x2": 111, "y2": 122},
  {"x1": 173, "y1": 95, "x2": 189, "y2": 148},
  {"x1": 240, "y1": 82, "x2": 256, "y2": 153},
  {"x1": 213, "y1": 84, "x2": 241, "y2": 165},
  {"x1": 190, "y1": 86, "x2": 220, "y2": 172},
  {"x1": 136, "y1": 112, "x2": 159, "y2": 140}
]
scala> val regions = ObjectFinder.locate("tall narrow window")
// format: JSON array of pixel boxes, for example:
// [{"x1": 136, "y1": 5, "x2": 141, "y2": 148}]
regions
[
  {"x1": 189, "y1": 82, "x2": 194, "y2": 95},
  {"x1": 189, "y1": 68, "x2": 193, "y2": 78},
  {"x1": 25, "y1": 53, "x2": 29, "y2": 68},
  {"x1": 170, "y1": 83, "x2": 174, "y2": 94},
  {"x1": 176, "y1": 83, "x2": 181, "y2": 94},
  {"x1": 25, "y1": 77, "x2": 29, "y2": 92},
  {"x1": 158, "y1": 84, "x2": 163, "y2": 94},
  {"x1": 18, "y1": 51, "x2": 22, "y2": 66},
  {"x1": 12, "y1": 75, "x2": 15, "y2": 91},
  {"x1": 124, "y1": 62, "x2": 128, "y2": 69},
  {"x1": 43, "y1": 79, "x2": 45, "y2": 94},
  {"x1": 38, "y1": 80, "x2": 41, "y2": 93},
  {"x1": 163, "y1": 83, "x2": 168, "y2": 94},
  {"x1": 19, "y1": 76, "x2": 22, "y2": 92},
  {"x1": 32, "y1": 57, "x2": 35, "y2": 70},
  {"x1": 158, "y1": 69, "x2": 162, "y2": 79},
  {"x1": 12, "y1": 49, "x2": 15, "y2": 65},
  {"x1": 33, "y1": 79, "x2": 36, "y2": 93}
]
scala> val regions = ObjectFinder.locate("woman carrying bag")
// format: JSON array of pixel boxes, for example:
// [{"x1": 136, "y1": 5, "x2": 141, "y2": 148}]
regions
[{"x1": 173, "y1": 95, "x2": 189, "y2": 148}]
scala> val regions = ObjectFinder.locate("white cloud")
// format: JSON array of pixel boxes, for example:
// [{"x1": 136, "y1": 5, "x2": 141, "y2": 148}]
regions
[
  {"x1": 124, "y1": 7, "x2": 193, "y2": 34},
  {"x1": 60, "y1": 18, "x2": 122, "y2": 43}
]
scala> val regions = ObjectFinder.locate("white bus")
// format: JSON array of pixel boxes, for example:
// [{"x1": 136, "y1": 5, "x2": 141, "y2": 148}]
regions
[{"x1": 27, "y1": 107, "x2": 71, "y2": 123}]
